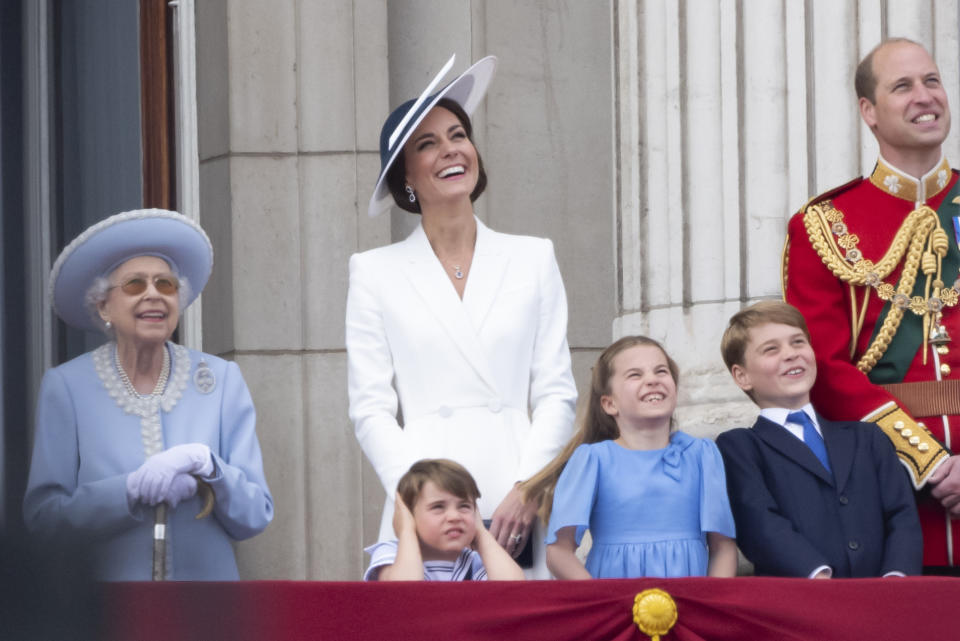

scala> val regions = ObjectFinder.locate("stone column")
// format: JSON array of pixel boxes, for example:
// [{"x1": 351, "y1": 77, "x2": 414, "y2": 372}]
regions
[{"x1": 613, "y1": 0, "x2": 960, "y2": 435}]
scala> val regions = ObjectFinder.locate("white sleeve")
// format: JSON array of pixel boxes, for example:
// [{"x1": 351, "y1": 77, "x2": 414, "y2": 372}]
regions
[
  {"x1": 363, "y1": 540, "x2": 400, "y2": 581},
  {"x1": 346, "y1": 253, "x2": 417, "y2": 495},
  {"x1": 516, "y1": 239, "x2": 577, "y2": 480}
]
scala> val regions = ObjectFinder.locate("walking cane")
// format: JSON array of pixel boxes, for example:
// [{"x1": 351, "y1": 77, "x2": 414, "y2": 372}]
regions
[
  {"x1": 151, "y1": 479, "x2": 216, "y2": 581},
  {"x1": 151, "y1": 504, "x2": 168, "y2": 581}
]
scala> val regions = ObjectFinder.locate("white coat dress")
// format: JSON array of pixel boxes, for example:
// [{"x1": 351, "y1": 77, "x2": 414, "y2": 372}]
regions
[{"x1": 346, "y1": 217, "x2": 577, "y2": 545}]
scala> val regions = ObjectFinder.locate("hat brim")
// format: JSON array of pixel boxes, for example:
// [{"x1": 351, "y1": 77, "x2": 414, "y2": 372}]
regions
[
  {"x1": 49, "y1": 209, "x2": 213, "y2": 332},
  {"x1": 367, "y1": 55, "x2": 498, "y2": 218}
]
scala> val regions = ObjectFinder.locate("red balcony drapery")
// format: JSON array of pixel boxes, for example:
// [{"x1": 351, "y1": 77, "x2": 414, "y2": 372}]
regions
[{"x1": 102, "y1": 576, "x2": 957, "y2": 641}]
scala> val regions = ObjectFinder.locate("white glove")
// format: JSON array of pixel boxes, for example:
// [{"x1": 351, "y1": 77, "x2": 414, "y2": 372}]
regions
[
  {"x1": 166, "y1": 473, "x2": 199, "y2": 508},
  {"x1": 127, "y1": 443, "x2": 214, "y2": 506}
]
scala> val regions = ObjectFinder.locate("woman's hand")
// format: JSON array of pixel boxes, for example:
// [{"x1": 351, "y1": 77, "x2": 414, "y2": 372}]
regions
[
  {"x1": 165, "y1": 474, "x2": 198, "y2": 508},
  {"x1": 489, "y1": 484, "x2": 537, "y2": 558},
  {"x1": 127, "y1": 443, "x2": 213, "y2": 505}
]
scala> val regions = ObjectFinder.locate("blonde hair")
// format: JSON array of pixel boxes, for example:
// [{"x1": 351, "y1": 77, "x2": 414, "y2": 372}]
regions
[{"x1": 520, "y1": 336, "x2": 679, "y2": 524}]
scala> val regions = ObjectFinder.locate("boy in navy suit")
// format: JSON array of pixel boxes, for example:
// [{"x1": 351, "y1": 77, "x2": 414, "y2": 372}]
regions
[{"x1": 716, "y1": 301, "x2": 921, "y2": 577}]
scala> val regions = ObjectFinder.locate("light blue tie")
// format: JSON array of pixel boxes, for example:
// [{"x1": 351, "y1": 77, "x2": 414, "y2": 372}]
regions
[{"x1": 787, "y1": 411, "x2": 832, "y2": 474}]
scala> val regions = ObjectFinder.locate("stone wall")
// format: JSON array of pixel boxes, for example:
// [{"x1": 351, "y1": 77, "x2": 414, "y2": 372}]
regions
[
  {"x1": 613, "y1": 0, "x2": 960, "y2": 438},
  {"x1": 192, "y1": 0, "x2": 960, "y2": 579},
  {"x1": 195, "y1": 0, "x2": 615, "y2": 579}
]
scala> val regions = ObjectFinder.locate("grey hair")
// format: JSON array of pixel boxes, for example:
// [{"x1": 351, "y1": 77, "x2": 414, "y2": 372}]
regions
[{"x1": 83, "y1": 274, "x2": 193, "y2": 336}]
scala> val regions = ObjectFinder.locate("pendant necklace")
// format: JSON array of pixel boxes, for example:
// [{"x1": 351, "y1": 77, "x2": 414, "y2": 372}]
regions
[{"x1": 452, "y1": 264, "x2": 464, "y2": 279}]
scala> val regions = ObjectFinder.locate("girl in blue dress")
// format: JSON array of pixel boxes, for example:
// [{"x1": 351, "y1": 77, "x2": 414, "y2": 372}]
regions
[{"x1": 523, "y1": 336, "x2": 737, "y2": 579}]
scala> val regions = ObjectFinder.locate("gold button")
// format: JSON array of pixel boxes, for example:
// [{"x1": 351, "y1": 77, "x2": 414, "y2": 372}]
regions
[
  {"x1": 901, "y1": 428, "x2": 913, "y2": 437},
  {"x1": 919, "y1": 443, "x2": 930, "y2": 452},
  {"x1": 941, "y1": 363, "x2": 952, "y2": 376},
  {"x1": 918, "y1": 422, "x2": 926, "y2": 429},
  {"x1": 894, "y1": 421, "x2": 905, "y2": 429},
  {"x1": 938, "y1": 345, "x2": 950, "y2": 355},
  {"x1": 910, "y1": 436, "x2": 920, "y2": 445}
]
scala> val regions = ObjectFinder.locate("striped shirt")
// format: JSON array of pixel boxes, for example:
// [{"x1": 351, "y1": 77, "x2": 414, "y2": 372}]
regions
[{"x1": 364, "y1": 540, "x2": 487, "y2": 581}]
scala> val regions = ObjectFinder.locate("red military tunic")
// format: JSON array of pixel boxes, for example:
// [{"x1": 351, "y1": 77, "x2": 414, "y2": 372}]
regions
[{"x1": 784, "y1": 156, "x2": 960, "y2": 567}]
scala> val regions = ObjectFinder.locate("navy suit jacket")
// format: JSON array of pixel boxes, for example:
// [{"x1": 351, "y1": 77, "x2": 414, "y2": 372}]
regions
[{"x1": 716, "y1": 414, "x2": 921, "y2": 577}]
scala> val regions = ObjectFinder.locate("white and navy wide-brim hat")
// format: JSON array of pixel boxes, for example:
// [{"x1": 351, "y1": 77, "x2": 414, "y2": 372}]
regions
[
  {"x1": 367, "y1": 54, "x2": 498, "y2": 218},
  {"x1": 49, "y1": 209, "x2": 213, "y2": 331}
]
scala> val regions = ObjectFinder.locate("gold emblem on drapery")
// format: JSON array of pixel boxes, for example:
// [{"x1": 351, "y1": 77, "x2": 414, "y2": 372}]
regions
[{"x1": 633, "y1": 588, "x2": 678, "y2": 641}]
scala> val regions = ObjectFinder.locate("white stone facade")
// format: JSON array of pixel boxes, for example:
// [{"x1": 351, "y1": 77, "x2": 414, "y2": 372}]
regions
[{"x1": 191, "y1": 0, "x2": 959, "y2": 578}]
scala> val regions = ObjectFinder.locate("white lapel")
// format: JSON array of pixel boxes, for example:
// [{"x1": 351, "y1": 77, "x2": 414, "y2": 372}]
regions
[
  {"x1": 398, "y1": 221, "x2": 501, "y2": 394},
  {"x1": 462, "y1": 219, "x2": 509, "y2": 333}
]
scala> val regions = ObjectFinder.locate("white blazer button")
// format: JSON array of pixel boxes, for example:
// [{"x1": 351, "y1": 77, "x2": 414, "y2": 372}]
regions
[
  {"x1": 438, "y1": 405, "x2": 453, "y2": 418},
  {"x1": 487, "y1": 398, "x2": 502, "y2": 412}
]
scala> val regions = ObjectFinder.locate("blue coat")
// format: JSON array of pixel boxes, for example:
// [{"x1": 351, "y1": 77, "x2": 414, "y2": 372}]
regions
[
  {"x1": 716, "y1": 414, "x2": 921, "y2": 577},
  {"x1": 23, "y1": 342, "x2": 274, "y2": 580}
]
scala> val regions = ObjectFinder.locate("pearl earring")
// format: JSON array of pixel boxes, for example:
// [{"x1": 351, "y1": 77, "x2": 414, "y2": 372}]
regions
[
  {"x1": 105, "y1": 320, "x2": 112, "y2": 330},
  {"x1": 405, "y1": 185, "x2": 416, "y2": 203}
]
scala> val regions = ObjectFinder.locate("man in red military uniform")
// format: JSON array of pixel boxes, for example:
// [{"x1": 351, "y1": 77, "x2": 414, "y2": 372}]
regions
[{"x1": 783, "y1": 38, "x2": 960, "y2": 571}]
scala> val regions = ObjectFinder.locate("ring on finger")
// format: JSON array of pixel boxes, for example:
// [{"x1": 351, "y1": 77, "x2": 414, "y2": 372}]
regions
[{"x1": 509, "y1": 533, "x2": 522, "y2": 543}]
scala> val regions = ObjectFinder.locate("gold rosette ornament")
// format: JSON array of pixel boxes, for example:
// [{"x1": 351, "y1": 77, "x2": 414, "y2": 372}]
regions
[{"x1": 633, "y1": 588, "x2": 678, "y2": 641}]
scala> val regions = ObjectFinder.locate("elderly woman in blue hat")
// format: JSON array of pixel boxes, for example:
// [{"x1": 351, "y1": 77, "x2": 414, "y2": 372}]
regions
[
  {"x1": 347, "y1": 55, "x2": 577, "y2": 577},
  {"x1": 23, "y1": 209, "x2": 273, "y2": 580}
]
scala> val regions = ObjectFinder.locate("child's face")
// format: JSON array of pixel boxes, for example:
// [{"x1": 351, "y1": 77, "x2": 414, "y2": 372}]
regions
[
  {"x1": 600, "y1": 344, "x2": 677, "y2": 427},
  {"x1": 412, "y1": 481, "x2": 477, "y2": 561},
  {"x1": 731, "y1": 322, "x2": 816, "y2": 409}
]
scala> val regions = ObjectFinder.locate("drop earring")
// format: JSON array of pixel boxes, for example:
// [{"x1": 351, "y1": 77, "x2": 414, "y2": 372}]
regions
[{"x1": 405, "y1": 185, "x2": 416, "y2": 203}]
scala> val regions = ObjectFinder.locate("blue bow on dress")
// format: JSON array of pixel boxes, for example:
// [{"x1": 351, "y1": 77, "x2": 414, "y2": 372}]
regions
[{"x1": 661, "y1": 431, "x2": 694, "y2": 482}]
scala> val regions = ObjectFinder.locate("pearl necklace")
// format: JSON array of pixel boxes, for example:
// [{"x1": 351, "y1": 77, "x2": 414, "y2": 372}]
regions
[{"x1": 115, "y1": 345, "x2": 170, "y2": 398}]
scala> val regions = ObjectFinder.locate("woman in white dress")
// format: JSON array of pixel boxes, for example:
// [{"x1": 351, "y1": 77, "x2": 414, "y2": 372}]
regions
[{"x1": 346, "y1": 55, "x2": 577, "y2": 574}]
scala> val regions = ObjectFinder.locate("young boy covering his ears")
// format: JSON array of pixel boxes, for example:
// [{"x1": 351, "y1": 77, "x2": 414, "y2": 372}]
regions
[{"x1": 364, "y1": 459, "x2": 525, "y2": 581}]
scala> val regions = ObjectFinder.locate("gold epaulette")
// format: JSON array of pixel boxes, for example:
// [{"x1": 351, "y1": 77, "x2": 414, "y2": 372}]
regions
[
  {"x1": 863, "y1": 403, "x2": 950, "y2": 488},
  {"x1": 799, "y1": 177, "x2": 863, "y2": 214},
  {"x1": 782, "y1": 178, "x2": 863, "y2": 296}
]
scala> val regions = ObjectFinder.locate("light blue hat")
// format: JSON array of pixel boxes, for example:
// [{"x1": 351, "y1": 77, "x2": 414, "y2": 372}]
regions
[{"x1": 49, "y1": 209, "x2": 213, "y2": 331}]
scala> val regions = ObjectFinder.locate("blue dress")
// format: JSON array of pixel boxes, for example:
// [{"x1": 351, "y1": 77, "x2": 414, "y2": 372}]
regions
[{"x1": 545, "y1": 431, "x2": 735, "y2": 578}]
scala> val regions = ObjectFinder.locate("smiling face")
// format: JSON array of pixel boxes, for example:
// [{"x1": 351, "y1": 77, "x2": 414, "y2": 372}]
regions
[
  {"x1": 402, "y1": 106, "x2": 479, "y2": 211},
  {"x1": 98, "y1": 256, "x2": 180, "y2": 349},
  {"x1": 600, "y1": 344, "x2": 678, "y2": 430},
  {"x1": 731, "y1": 322, "x2": 816, "y2": 410},
  {"x1": 411, "y1": 481, "x2": 477, "y2": 562},
  {"x1": 860, "y1": 41, "x2": 950, "y2": 167}
]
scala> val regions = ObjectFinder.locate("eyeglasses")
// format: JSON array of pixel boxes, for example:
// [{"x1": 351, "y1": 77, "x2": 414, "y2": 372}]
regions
[{"x1": 108, "y1": 275, "x2": 180, "y2": 296}]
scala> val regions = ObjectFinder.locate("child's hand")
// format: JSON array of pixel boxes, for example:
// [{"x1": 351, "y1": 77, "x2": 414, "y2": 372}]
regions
[
  {"x1": 392, "y1": 491, "x2": 417, "y2": 538},
  {"x1": 471, "y1": 506, "x2": 488, "y2": 549}
]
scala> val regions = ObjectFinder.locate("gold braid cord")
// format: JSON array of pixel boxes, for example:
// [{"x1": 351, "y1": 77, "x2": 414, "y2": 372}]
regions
[{"x1": 803, "y1": 202, "x2": 950, "y2": 373}]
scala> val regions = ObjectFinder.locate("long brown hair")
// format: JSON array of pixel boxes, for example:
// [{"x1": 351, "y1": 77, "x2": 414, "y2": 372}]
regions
[{"x1": 520, "y1": 336, "x2": 680, "y2": 524}]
